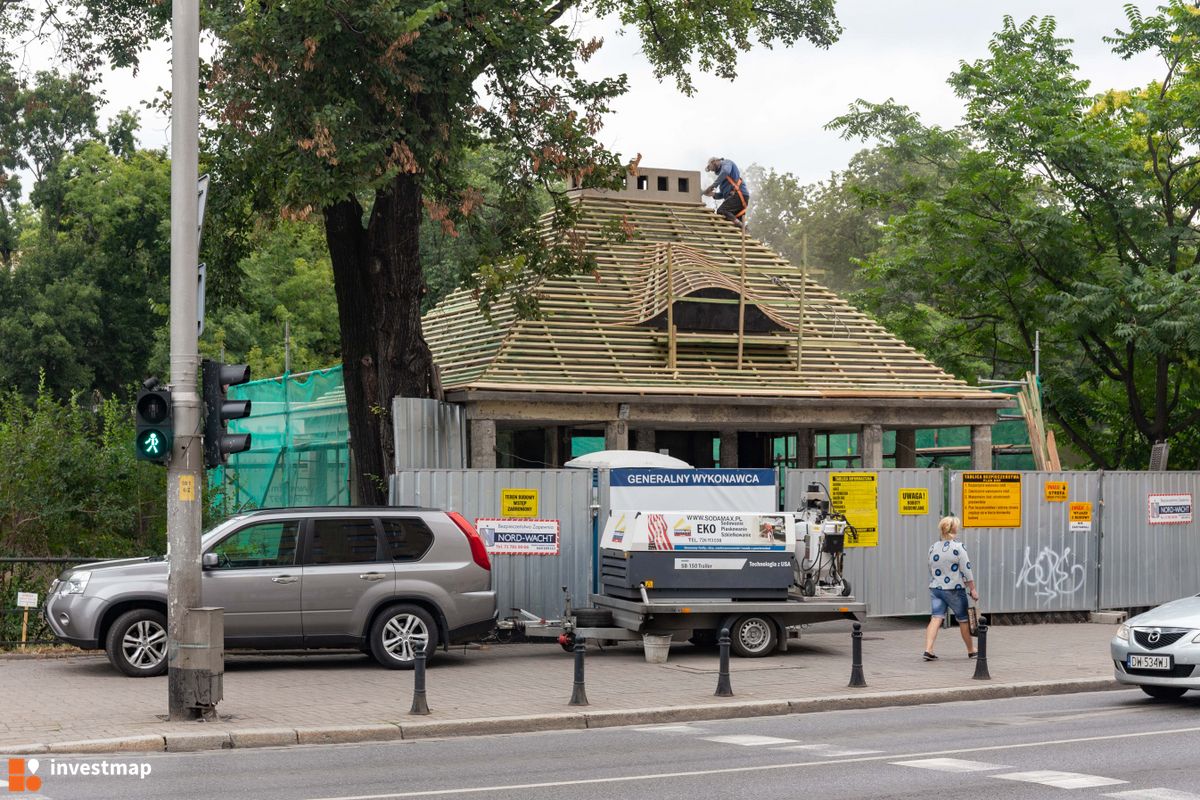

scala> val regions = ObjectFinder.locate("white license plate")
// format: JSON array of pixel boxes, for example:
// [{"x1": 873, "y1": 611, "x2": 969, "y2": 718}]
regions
[{"x1": 1129, "y1": 654, "x2": 1173, "y2": 670}]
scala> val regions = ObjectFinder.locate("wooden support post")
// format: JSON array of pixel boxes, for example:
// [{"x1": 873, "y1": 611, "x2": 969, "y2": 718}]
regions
[
  {"x1": 737, "y1": 224, "x2": 747, "y2": 369},
  {"x1": 20, "y1": 608, "x2": 29, "y2": 650},
  {"x1": 797, "y1": 233, "x2": 806, "y2": 377},
  {"x1": 666, "y1": 243, "x2": 676, "y2": 371}
]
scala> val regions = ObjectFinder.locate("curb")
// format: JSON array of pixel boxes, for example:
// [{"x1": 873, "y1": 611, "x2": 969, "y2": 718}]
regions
[{"x1": 4, "y1": 677, "x2": 1125, "y2": 755}]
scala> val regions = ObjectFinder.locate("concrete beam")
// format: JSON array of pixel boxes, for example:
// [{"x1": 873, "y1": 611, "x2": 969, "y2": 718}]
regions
[
  {"x1": 719, "y1": 430, "x2": 739, "y2": 468},
  {"x1": 861, "y1": 424, "x2": 883, "y2": 469},
  {"x1": 894, "y1": 429, "x2": 917, "y2": 469},
  {"x1": 605, "y1": 420, "x2": 628, "y2": 451},
  {"x1": 971, "y1": 425, "x2": 993, "y2": 470},
  {"x1": 469, "y1": 419, "x2": 497, "y2": 468}
]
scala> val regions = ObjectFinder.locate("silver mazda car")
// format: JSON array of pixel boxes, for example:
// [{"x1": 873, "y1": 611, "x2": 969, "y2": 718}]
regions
[
  {"x1": 45, "y1": 507, "x2": 496, "y2": 677},
  {"x1": 1111, "y1": 594, "x2": 1200, "y2": 700}
]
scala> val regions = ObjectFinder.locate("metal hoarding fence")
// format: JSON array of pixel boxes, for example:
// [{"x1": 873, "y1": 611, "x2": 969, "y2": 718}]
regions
[
  {"x1": 950, "y1": 471, "x2": 1101, "y2": 614},
  {"x1": 783, "y1": 469, "x2": 946, "y2": 617},
  {"x1": 392, "y1": 398, "x2": 467, "y2": 471},
  {"x1": 1097, "y1": 471, "x2": 1200, "y2": 609},
  {"x1": 389, "y1": 469, "x2": 596, "y2": 619}
]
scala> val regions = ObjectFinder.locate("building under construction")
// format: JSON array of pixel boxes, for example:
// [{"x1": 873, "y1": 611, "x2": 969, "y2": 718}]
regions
[{"x1": 420, "y1": 165, "x2": 1010, "y2": 470}]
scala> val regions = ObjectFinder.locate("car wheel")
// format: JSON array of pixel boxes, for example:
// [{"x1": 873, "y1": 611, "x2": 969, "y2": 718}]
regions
[
  {"x1": 729, "y1": 615, "x2": 778, "y2": 658},
  {"x1": 369, "y1": 604, "x2": 439, "y2": 670},
  {"x1": 105, "y1": 608, "x2": 168, "y2": 677},
  {"x1": 1140, "y1": 685, "x2": 1188, "y2": 701}
]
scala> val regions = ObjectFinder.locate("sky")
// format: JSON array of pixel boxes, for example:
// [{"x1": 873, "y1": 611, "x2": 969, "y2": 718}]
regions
[{"x1": 63, "y1": 1, "x2": 1163, "y2": 187}]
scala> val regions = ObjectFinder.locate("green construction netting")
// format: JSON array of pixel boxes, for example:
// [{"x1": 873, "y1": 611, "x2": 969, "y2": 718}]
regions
[{"x1": 210, "y1": 365, "x2": 351, "y2": 510}]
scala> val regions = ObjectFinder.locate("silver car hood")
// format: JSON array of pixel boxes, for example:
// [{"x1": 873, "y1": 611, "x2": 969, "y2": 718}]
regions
[
  {"x1": 1128, "y1": 595, "x2": 1200, "y2": 628},
  {"x1": 59, "y1": 556, "x2": 167, "y2": 580}
]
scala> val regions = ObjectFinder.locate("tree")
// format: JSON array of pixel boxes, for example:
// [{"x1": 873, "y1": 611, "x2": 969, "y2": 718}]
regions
[{"x1": 832, "y1": 2, "x2": 1200, "y2": 468}]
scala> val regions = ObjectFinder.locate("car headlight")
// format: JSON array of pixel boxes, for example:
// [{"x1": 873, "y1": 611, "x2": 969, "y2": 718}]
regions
[
  {"x1": 1116, "y1": 624, "x2": 1130, "y2": 641},
  {"x1": 60, "y1": 572, "x2": 91, "y2": 595}
]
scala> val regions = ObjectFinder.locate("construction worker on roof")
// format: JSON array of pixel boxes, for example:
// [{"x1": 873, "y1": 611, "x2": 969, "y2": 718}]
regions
[{"x1": 703, "y1": 156, "x2": 750, "y2": 229}]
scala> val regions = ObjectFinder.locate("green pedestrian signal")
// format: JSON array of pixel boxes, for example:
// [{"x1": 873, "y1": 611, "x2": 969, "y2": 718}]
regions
[{"x1": 134, "y1": 384, "x2": 173, "y2": 465}]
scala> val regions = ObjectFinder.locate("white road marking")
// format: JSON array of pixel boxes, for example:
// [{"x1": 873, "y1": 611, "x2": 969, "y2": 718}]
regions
[
  {"x1": 776, "y1": 744, "x2": 881, "y2": 757},
  {"x1": 1106, "y1": 790, "x2": 1200, "y2": 800},
  {"x1": 636, "y1": 725, "x2": 706, "y2": 733},
  {"x1": 702, "y1": 735, "x2": 798, "y2": 747},
  {"x1": 892, "y1": 757, "x2": 1007, "y2": 773},
  {"x1": 302, "y1": 723, "x2": 1200, "y2": 800},
  {"x1": 993, "y1": 770, "x2": 1127, "y2": 789}
]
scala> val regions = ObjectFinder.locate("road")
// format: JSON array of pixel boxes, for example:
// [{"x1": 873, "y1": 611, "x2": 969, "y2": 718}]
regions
[{"x1": 16, "y1": 689, "x2": 1200, "y2": 800}]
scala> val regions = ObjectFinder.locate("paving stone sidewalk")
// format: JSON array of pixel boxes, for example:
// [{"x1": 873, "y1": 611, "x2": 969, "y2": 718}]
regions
[{"x1": 0, "y1": 619, "x2": 1120, "y2": 751}]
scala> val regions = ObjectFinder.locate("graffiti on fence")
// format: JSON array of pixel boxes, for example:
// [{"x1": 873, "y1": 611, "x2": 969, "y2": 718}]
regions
[{"x1": 1015, "y1": 545, "x2": 1087, "y2": 603}]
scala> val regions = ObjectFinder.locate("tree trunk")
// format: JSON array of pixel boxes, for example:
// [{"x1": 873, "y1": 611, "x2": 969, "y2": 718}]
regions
[{"x1": 324, "y1": 173, "x2": 435, "y2": 505}]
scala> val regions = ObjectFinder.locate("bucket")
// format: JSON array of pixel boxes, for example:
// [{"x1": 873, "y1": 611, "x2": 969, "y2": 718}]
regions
[{"x1": 642, "y1": 633, "x2": 672, "y2": 664}]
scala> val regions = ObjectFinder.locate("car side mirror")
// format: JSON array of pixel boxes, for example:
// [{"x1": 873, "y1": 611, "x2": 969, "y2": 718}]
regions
[{"x1": 202, "y1": 552, "x2": 219, "y2": 569}]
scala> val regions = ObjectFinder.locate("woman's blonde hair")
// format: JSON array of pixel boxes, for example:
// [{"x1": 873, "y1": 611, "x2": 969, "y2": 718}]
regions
[{"x1": 938, "y1": 516, "x2": 961, "y2": 540}]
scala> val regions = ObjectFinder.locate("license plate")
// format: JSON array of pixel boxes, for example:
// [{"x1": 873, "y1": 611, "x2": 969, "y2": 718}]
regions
[{"x1": 1129, "y1": 654, "x2": 1173, "y2": 670}]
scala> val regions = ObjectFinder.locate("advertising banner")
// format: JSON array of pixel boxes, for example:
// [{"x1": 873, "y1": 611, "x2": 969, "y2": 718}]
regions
[
  {"x1": 475, "y1": 518, "x2": 560, "y2": 555},
  {"x1": 1148, "y1": 493, "x2": 1193, "y2": 525},
  {"x1": 830, "y1": 472, "x2": 879, "y2": 547},
  {"x1": 609, "y1": 468, "x2": 777, "y2": 513},
  {"x1": 600, "y1": 511, "x2": 793, "y2": 552}
]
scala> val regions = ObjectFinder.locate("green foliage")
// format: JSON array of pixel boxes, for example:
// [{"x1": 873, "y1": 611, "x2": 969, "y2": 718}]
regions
[
  {"x1": 0, "y1": 376, "x2": 166, "y2": 558},
  {"x1": 832, "y1": 2, "x2": 1200, "y2": 469}
]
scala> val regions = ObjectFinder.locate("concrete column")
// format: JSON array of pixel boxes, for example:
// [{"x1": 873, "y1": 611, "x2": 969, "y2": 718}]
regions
[
  {"x1": 719, "y1": 429, "x2": 739, "y2": 468},
  {"x1": 860, "y1": 423, "x2": 883, "y2": 468},
  {"x1": 469, "y1": 419, "x2": 497, "y2": 468},
  {"x1": 605, "y1": 419, "x2": 628, "y2": 451},
  {"x1": 634, "y1": 428, "x2": 656, "y2": 452},
  {"x1": 894, "y1": 428, "x2": 917, "y2": 468},
  {"x1": 796, "y1": 429, "x2": 813, "y2": 469},
  {"x1": 971, "y1": 424, "x2": 993, "y2": 470}
]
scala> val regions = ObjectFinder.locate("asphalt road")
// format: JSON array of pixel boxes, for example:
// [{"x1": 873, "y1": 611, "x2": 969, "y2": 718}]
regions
[{"x1": 18, "y1": 689, "x2": 1200, "y2": 800}]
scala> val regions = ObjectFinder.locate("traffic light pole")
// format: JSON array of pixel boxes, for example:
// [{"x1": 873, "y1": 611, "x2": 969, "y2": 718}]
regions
[{"x1": 167, "y1": 0, "x2": 218, "y2": 721}]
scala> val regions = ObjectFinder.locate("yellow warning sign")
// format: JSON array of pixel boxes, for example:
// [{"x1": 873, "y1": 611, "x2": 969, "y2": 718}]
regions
[
  {"x1": 179, "y1": 474, "x2": 195, "y2": 503},
  {"x1": 501, "y1": 489, "x2": 538, "y2": 518},
  {"x1": 1069, "y1": 502, "x2": 1092, "y2": 522},
  {"x1": 962, "y1": 472, "x2": 1022, "y2": 528},
  {"x1": 898, "y1": 488, "x2": 929, "y2": 515},
  {"x1": 1044, "y1": 481, "x2": 1068, "y2": 502},
  {"x1": 830, "y1": 472, "x2": 879, "y2": 547}
]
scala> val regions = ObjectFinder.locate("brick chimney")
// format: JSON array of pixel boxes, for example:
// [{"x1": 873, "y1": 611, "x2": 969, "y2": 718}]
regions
[{"x1": 568, "y1": 166, "x2": 702, "y2": 205}]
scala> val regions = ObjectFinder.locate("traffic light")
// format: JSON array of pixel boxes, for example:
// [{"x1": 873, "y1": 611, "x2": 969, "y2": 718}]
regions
[
  {"x1": 202, "y1": 360, "x2": 252, "y2": 469},
  {"x1": 135, "y1": 385, "x2": 173, "y2": 464}
]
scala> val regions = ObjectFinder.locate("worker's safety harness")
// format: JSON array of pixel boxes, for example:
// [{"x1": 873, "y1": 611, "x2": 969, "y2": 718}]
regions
[{"x1": 725, "y1": 175, "x2": 748, "y2": 219}]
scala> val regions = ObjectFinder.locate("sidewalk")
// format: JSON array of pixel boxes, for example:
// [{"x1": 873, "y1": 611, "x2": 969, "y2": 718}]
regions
[{"x1": 0, "y1": 619, "x2": 1123, "y2": 754}]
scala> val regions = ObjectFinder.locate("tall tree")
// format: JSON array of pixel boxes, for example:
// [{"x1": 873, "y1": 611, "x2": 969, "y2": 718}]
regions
[{"x1": 833, "y1": 2, "x2": 1200, "y2": 468}]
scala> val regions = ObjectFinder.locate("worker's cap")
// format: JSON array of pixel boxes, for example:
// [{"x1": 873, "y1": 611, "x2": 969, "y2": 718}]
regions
[{"x1": 706, "y1": 156, "x2": 722, "y2": 167}]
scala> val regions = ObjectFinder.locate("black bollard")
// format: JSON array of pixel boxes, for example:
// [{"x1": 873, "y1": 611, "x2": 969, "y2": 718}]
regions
[
  {"x1": 972, "y1": 618, "x2": 991, "y2": 680},
  {"x1": 569, "y1": 637, "x2": 589, "y2": 706},
  {"x1": 848, "y1": 622, "x2": 867, "y2": 688},
  {"x1": 409, "y1": 639, "x2": 431, "y2": 715},
  {"x1": 715, "y1": 627, "x2": 733, "y2": 697}
]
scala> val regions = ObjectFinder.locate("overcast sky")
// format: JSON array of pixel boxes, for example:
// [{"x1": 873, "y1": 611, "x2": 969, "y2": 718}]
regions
[{"x1": 86, "y1": 2, "x2": 1162, "y2": 186}]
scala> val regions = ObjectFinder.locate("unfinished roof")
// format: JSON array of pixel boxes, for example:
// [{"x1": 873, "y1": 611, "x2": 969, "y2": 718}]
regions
[{"x1": 423, "y1": 176, "x2": 1001, "y2": 402}]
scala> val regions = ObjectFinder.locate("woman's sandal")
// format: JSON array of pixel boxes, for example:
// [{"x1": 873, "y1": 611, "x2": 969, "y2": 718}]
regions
[{"x1": 968, "y1": 651, "x2": 978, "y2": 659}]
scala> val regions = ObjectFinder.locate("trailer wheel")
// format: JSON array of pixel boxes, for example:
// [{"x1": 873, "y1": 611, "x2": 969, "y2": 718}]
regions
[
  {"x1": 573, "y1": 608, "x2": 614, "y2": 628},
  {"x1": 729, "y1": 615, "x2": 778, "y2": 658},
  {"x1": 840, "y1": 579, "x2": 853, "y2": 597}
]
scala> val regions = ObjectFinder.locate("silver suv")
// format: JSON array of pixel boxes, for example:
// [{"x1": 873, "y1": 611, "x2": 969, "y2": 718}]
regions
[{"x1": 44, "y1": 507, "x2": 496, "y2": 677}]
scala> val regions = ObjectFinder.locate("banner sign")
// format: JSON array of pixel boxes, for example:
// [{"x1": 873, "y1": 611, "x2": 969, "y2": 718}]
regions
[
  {"x1": 476, "y1": 518, "x2": 560, "y2": 555},
  {"x1": 1069, "y1": 501, "x2": 1093, "y2": 532},
  {"x1": 500, "y1": 489, "x2": 538, "y2": 518},
  {"x1": 601, "y1": 511, "x2": 793, "y2": 552},
  {"x1": 962, "y1": 472, "x2": 1022, "y2": 528},
  {"x1": 1148, "y1": 493, "x2": 1193, "y2": 525},
  {"x1": 898, "y1": 488, "x2": 929, "y2": 515},
  {"x1": 829, "y1": 472, "x2": 879, "y2": 547},
  {"x1": 609, "y1": 469, "x2": 776, "y2": 513}
]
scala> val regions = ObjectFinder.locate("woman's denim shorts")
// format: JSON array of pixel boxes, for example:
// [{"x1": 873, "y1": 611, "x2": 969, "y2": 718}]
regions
[{"x1": 930, "y1": 586, "x2": 968, "y2": 619}]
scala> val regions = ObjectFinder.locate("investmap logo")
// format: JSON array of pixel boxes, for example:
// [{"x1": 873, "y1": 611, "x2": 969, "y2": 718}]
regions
[{"x1": 4, "y1": 759, "x2": 41, "y2": 793}]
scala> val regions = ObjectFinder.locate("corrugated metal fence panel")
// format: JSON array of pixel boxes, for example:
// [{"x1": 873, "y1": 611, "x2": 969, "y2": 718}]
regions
[
  {"x1": 950, "y1": 472, "x2": 1100, "y2": 614},
  {"x1": 784, "y1": 469, "x2": 945, "y2": 617},
  {"x1": 1099, "y1": 471, "x2": 1200, "y2": 609},
  {"x1": 390, "y1": 469, "x2": 593, "y2": 619},
  {"x1": 391, "y1": 399, "x2": 466, "y2": 470}
]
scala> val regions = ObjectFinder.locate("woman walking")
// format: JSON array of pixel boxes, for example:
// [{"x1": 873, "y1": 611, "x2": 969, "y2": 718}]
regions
[{"x1": 924, "y1": 515, "x2": 978, "y2": 661}]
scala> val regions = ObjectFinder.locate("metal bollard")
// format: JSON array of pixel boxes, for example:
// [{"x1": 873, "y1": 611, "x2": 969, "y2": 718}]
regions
[
  {"x1": 715, "y1": 627, "x2": 733, "y2": 697},
  {"x1": 569, "y1": 637, "x2": 589, "y2": 706},
  {"x1": 409, "y1": 640, "x2": 431, "y2": 715},
  {"x1": 848, "y1": 622, "x2": 867, "y2": 687},
  {"x1": 972, "y1": 618, "x2": 991, "y2": 680}
]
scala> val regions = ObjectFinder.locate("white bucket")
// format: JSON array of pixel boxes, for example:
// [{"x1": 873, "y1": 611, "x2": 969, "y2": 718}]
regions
[{"x1": 642, "y1": 633, "x2": 673, "y2": 664}]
